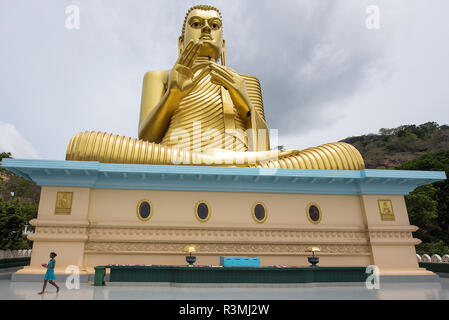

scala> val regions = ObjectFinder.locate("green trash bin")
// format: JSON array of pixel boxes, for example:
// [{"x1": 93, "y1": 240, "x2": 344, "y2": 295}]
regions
[{"x1": 94, "y1": 266, "x2": 106, "y2": 286}]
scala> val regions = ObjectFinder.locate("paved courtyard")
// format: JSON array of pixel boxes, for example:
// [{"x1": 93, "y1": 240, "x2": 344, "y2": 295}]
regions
[{"x1": 0, "y1": 277, "x2": 448, "y2": 300}]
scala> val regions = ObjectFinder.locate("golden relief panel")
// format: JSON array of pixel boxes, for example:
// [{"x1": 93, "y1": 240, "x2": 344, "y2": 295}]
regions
[
  {"x1": 54, "y1": 192, "x2": 73, "y2": 215},
  {"x1": 378, "y1": 200, "x2": 395, "y2": 221}
]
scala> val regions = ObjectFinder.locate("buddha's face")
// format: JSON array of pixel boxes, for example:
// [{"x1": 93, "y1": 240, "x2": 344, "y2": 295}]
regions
[{"x1": 181, "y1": 9, "x2": 223, "y2": 61}]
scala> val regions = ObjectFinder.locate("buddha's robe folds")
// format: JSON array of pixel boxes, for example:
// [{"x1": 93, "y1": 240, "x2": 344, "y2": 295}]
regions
[
  {"x1": 160, "y1": 71, "x2": 249, "y2": 153},
  {"x1": 66, "y1": 69, "x2": 365, "y2": 170}
]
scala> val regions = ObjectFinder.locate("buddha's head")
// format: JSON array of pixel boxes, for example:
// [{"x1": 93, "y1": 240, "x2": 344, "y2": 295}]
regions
[{"x1": 179, "y1": 5, "x2": 224, "y2": 63}]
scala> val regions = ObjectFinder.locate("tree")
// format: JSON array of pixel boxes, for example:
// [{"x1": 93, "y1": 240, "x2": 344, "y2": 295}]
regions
[
  {"x1": 404, "y1": 184, "x2": 438, "y2": 244},
  {"x1": 0, "y1": 152, "x2": 12, "y2": 196},
  {"x1": 416, "y1": 240, "x2": 449, "y2": 257},
  {"x1": 396, "y1": 149, "x2": 449, "y2": 255},
  {"x1": 0, "y1": 151, "x2": 39, "y2": 249},
  {"x1": 0, "y1": 197, "x2": 36, "y2": 249}
]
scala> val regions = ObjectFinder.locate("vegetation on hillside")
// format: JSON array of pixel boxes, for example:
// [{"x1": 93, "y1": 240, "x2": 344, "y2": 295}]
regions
[
  {"x1": 342, "y1": 122, "x2": 449, "y2": 255},
  {"x1": 341, "y1": 122, "x2": 449, "y2": 168},
  {"x1": 396, "y1": 150, "x2": 449, "y2": 256},
  {"x1": 0, "y1": 152, "x2": 40, "y2": 203},
  {"x1": 0, "y1": 152, "x2": 39, "y2": 249},
  {"x1": 0, "y1": 197, "x2": 37, "y2": 249}
]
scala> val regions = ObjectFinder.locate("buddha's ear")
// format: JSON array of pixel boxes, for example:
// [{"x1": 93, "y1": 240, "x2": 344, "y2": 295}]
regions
[
  {"x1": 178, "y1": 36, "x2": 184, "y2": 57},
  {"x1": 220, "y1": 39, "x2": 226, "y2": 66}
]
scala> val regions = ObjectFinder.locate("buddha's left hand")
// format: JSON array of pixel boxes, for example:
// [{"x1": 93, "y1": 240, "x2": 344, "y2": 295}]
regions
[{"x1": 209, "y1": 62, "x2": 252, "y2": 118}]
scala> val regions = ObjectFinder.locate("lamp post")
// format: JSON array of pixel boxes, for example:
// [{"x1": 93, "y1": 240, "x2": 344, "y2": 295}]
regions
[
  {"x1": 183, "y1": 244, "x2": 198, "y2": 267},
  {"x1": 306, "y1": 246, "x2": 321, "y2": 267},
  {"x1": 23, "y1": 222, "x2": 31, "y2": 235}
]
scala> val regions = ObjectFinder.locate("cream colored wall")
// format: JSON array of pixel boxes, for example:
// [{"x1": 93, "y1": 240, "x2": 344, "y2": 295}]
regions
[
  {"x1": 30, "y1": 241, "x2": 86, "y2": 269},
  {"x1": 360, "y1": 194, "x2": 421, "y2": 271},
  {"x1": 88, "y1": 189, "x2": 365, "y2": 228},
  {"x1": 360, "y1": 194, "x2": 411, "y2": 226},
  {"x1": 19, "y1": 186, "x2": 428, "y2": 277},
  {"x1": 26, "y1": 186, "x2": 90, "y2": 272},
  {"x1": 36, "y1": 186, "x2": 91, "y2": 222},
  {"x1": 371, "y1": 246, "x2": 418, "y2": 268}
]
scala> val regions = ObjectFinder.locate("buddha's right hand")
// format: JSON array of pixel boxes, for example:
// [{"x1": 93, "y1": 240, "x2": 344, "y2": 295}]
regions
[{"x1": 167, "y1": 40, "x2": 210, "y2": 101}]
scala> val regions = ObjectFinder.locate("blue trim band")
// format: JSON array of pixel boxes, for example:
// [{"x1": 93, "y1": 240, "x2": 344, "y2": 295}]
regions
[{"x1": 1, "y1": 159, "x2": 446, "y2": 195}]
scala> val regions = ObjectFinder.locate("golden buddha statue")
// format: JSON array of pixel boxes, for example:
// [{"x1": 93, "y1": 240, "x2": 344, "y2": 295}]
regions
[{"x1": 66, "y1": 5, "x2": 364, "y2": 170}]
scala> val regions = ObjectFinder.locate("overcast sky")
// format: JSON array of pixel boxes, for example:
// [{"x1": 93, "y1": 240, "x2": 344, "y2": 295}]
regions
[{"x1": 1, "y1": 0, "x2": 449, "y2": 160}]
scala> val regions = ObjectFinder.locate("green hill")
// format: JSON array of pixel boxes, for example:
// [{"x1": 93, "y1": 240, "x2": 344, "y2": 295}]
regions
[
  {"x1": 341, "y1": 122, "x2": 449, "y2": 169},
  {"x1": 341, "y1": 122, "x2": 449, "y2": 255}
]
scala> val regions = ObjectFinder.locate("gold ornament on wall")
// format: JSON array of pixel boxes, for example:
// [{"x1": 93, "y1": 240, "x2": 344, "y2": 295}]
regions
[
  {"x1": 378, "y1": 200, "x2": 395, "y2": 221},
  {"x1": 55, "y1": 192, "x2": 73, "y2": 214}
]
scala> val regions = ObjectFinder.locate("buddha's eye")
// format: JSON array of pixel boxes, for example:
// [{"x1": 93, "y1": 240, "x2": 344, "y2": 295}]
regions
[
  {"x1": 191, "y1": 20, "x2": 201, "y2": 28},
  {"x1": 210, "y1": 21, "x2": 221, "y2": 30}
]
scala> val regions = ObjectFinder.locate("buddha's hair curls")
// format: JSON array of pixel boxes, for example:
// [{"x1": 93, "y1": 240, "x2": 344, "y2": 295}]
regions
[{"x1": 181, "y1": 5, "x2": 222, "y2": 39}]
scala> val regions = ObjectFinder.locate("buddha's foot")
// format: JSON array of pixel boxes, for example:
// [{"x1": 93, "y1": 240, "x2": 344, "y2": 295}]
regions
[{"x1": 66, "y1": 131, "x2": 364, "y2": 170}]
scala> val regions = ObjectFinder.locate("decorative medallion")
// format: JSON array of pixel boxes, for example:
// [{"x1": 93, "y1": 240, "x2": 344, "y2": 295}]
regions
[
  {"x1": 252, "y1": 202, "x2": 268, "y2": 223},
  {"x1": 195, "y1": 201, "x2": 211, "y2": 222},
  {"x1": 306, "y1": 202, "x2": 322, "y2": 224},
  {"x1": 137, "y1": 199, "x2": 153, "y2": 221}
]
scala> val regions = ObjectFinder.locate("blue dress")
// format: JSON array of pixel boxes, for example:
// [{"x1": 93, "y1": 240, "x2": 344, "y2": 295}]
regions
[{"x1": 44, "y1": 259, "x2": 56, "y2": 280}]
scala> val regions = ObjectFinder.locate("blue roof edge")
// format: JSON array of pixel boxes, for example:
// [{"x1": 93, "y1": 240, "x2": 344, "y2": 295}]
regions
[{"x1": 1, "y1": 158, "x2": 446, "y2": 195}]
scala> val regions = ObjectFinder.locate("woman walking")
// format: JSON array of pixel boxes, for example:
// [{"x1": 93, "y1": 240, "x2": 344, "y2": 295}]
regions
[{"x1": 38, "y1": 252, "x2": 60, "y2": 294}]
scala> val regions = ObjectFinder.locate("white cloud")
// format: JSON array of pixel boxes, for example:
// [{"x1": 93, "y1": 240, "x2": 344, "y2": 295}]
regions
[{"x1": 0, "y1": 121, "x2": 40, "y2": 159}]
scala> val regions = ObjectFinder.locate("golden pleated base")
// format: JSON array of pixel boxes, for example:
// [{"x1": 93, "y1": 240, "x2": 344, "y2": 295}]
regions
[
  {"x1": 250, "y1": 142, "x2": 365, "y2": 170},
  {"x1": 66, "y1": 131, "x2": 365, "y2": 170}
]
